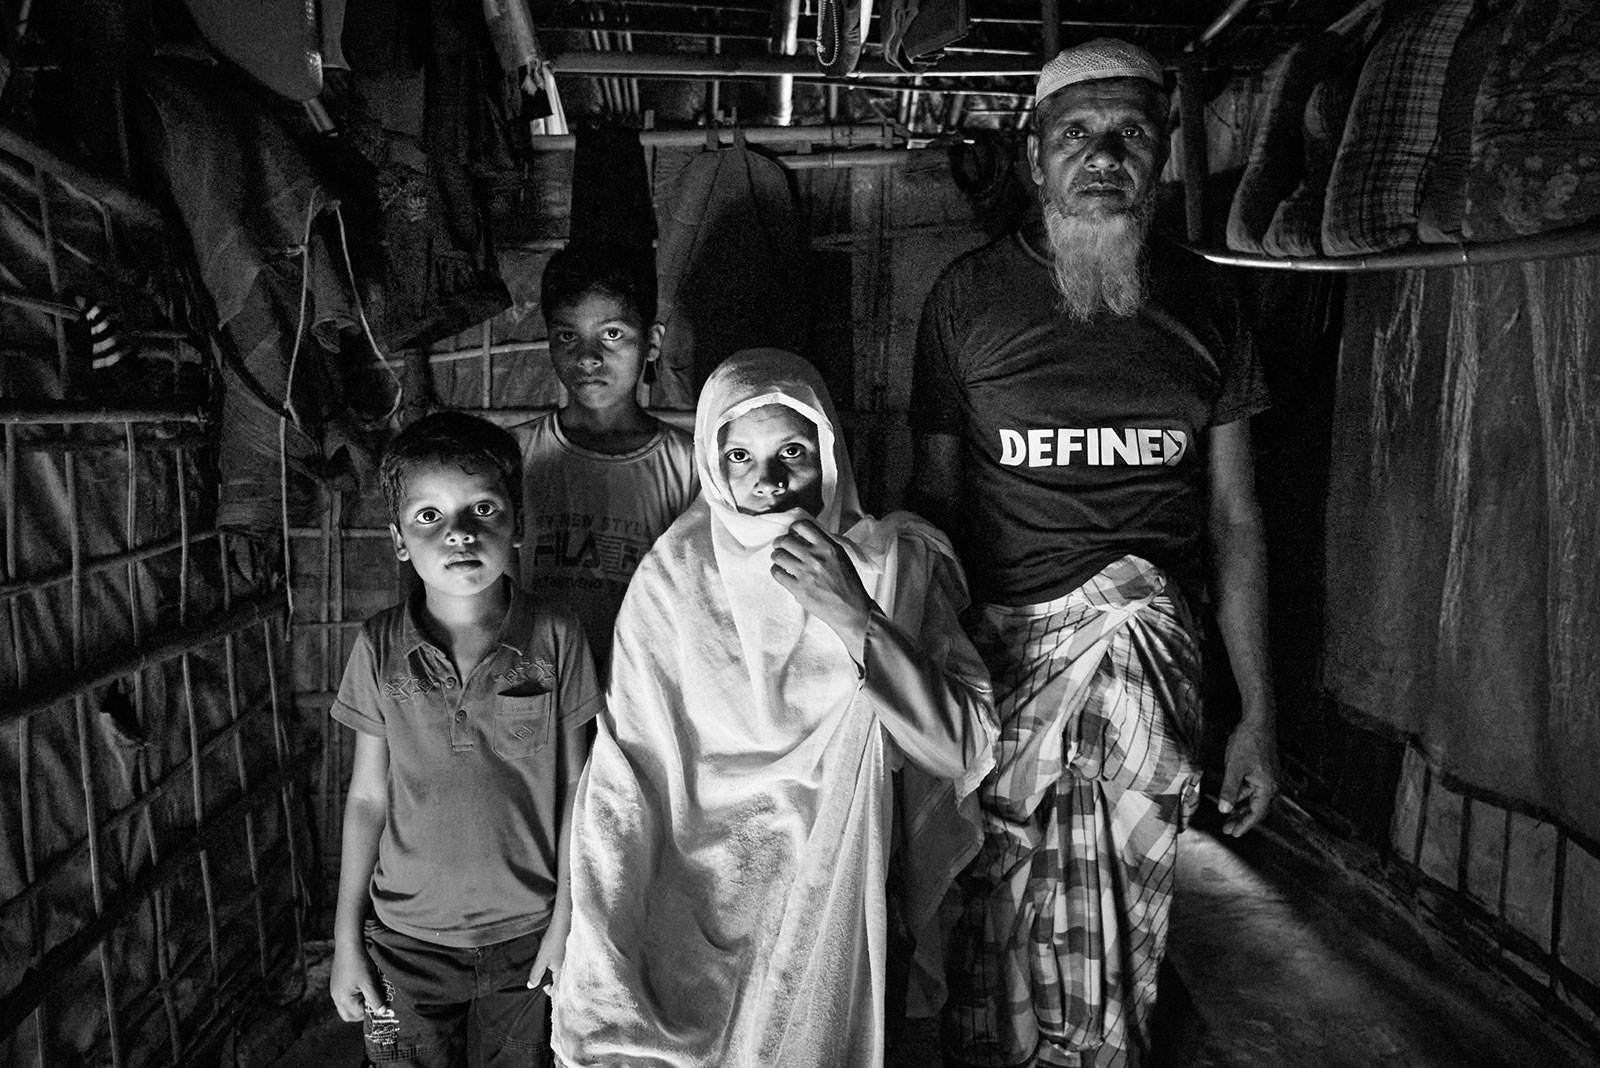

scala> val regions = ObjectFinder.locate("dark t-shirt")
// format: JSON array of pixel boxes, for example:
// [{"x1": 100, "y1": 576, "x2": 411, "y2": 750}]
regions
[{"x1": 911, "y1": 232, "x2": 1270, "y2": 606}]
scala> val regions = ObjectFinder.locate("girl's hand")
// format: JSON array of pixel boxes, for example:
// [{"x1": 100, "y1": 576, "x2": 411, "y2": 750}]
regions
[{"x1": 771, "y1": 518, "x2": 875, "y2": 656}]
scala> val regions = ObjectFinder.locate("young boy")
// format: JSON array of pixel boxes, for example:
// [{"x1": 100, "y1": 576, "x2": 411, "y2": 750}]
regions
[
  {"x1": 329, "y1": 411, "x2": 600, "y2": 1068},
  {"x1": 514, "y1": 243, "x2": 698, "y2": 668}
]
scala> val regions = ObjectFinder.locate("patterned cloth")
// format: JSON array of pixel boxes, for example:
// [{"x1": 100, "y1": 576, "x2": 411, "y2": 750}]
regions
[
  {"x1": 1463, "y1": 0, "x2": 1600, "y2": 240},
  {"x1": 944, "y1": 556, "x2": 1202, "y2": 1068},
  {"x1": 1257, "y1": 0, "x2": 1385, "y2": 258},
  {"x1": 1321, "y1": 0, "x2": 1476, "y2": 256}
]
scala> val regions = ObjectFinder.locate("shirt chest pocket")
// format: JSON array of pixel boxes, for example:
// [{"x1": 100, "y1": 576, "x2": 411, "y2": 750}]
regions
[{"x1": 492, "y1": 693, "x2": 552, "y2": 759}]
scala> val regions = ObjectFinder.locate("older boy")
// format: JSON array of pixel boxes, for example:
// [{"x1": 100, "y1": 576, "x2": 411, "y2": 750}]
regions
[
  {"x1": 328, "y1": 411, "x2": 600, "y2": 1068},
  {"x1": 514, "y1": 244, "x2": 698, "y2": 668}
]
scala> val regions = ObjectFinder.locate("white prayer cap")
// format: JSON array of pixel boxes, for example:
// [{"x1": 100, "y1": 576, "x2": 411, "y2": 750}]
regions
[{"x1": 1035, "y1": 38, "x2": 1165, "y2": 105}]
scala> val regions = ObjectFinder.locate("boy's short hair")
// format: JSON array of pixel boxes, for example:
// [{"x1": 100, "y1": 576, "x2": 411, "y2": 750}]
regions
[
  {"x1": 379, "y1": 411, "x2": 523, "y2": 525},
  {"x1": 541, "y1": 242, "x2": 658, "y2": 326}
]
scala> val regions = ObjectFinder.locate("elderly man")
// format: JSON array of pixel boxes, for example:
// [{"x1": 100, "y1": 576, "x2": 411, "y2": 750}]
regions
[{"x1": 910, "y1": 39, "x2": 1278, "y2": 1068}]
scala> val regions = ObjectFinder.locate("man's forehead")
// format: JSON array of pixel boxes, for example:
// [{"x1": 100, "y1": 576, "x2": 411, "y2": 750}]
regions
[{"x1": 1036, "y1": 79, "x2": 1165, "y2": 129}]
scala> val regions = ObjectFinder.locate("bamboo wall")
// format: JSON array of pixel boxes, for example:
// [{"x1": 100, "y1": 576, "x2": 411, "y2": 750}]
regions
[{"x1": 0, "y1": 140, "x2": 307, "y2": 1068}]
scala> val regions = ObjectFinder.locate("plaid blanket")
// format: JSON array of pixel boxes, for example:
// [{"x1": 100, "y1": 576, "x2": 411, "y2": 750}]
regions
[
  {"x1": 943, "y1": 556, "x2": 1202, "y2": 1068},
  {"x1": 1321, "y1": 0, "x2": 1476, "y2": 256}
]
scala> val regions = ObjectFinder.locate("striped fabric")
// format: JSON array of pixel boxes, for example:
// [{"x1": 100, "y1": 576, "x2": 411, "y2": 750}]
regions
[
  {"x1": 1321, "y1": 0, "x2": 1477, "y2": 256},
  {"x1": 944, "y1": 556, "x2": 1202, "y2": 1068}
]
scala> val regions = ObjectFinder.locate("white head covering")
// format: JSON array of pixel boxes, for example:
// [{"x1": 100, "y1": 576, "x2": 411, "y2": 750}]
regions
[
  {"x1": 1035, "y1": 37, "x2": 1165, "y2": 105},
  {"x1": 694, "y1": 347, "x2": 862, "y2": 547},
  {"x1": 692, "y1": 348, "x2": 884, "y2": 708}
]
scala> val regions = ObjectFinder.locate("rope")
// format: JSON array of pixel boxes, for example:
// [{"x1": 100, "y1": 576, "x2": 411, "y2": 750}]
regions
[
  {"x1": 278, "y1": 201, "x2": 318, "y2": 618},
  {"x1": 331, "y1": 202, "x2": 404, "y2": 426}
]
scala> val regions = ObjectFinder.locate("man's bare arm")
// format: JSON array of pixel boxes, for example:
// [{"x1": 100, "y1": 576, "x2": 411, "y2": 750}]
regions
[{"x1": 1207, "y1": 418, "x2": 1278, "y2": 836}]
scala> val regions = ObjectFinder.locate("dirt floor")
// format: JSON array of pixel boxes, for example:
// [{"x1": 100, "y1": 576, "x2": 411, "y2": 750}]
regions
[{"x1": 261, "y1": 815, "x2": 1600, "y2": 1068}]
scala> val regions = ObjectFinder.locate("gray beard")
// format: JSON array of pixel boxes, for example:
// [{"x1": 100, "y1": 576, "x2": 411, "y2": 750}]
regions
[{"x1": 1043, "y1": 198, "x2": 1153, "y2": 323}]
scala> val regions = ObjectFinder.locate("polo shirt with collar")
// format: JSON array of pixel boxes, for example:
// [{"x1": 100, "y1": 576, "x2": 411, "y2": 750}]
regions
[{"x1": 332, "y1": 583, "x2": 601, "y2": 948}]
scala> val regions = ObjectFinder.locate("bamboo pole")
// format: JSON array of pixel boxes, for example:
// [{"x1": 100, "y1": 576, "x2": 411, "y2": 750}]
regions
[
  {"x1": 262, "y1": 616, "x2": 307, "y2": 981},
  {"x1": 0, "y1": 694, "x2": 274, "y2": 920},
  {"x1": 391, "y1": 339, "x2": 548, "y2": 369},
  {"x1": 480, "y1": 323, "x2": 494, "y2": 409},
  {"x1": 155, "y1": 896, "x2": 300, "y2": 1068},
  {"x1": 317, "y1": 485, "x2": 337, "y2": 870},
  {"x1": 166, "y1": 887, "x2": 298, "y2": 1045},
  {"x1": 444, "y1": 406, "x2": 697, "y2": 432},
  {"x1": 550, "y1": 50, "x2": 1042, "y2": 78},
  {"x1": 544, "y1": 22, "x2": 770, "y2": 42},
  {"x1": 0, "y1": 758, "x2": 301, "y2": 1039},
  {"x1": 218, "y1": 536, "x2": 271, "y2": 980},
  {"x1": 522, "y1": 121, "x2": 894, "y2": 150},
  {"x1": 0, "y1": 404, "x2": 205, "y2": 426},
  {"x1": 332, "y1": 487, "x2": 347, "y2": 778},
  {"x1": 770, "y1": 0, "x2": 802, "y2": 126},
  {"x1": 779, "y1": 147, "x2": 933, "y2": 169},
  {"x1": 1190, "y1": 0, "x2": 1255, "y2": 49},
  {"x1": 0, "y1": 288, "x2": 85, "y2": 319},
  {"x1": 123, "y1": 424, "x2": 141, "y2": 634},
  {"x1": 128, "y1": 427, "x2": 185, "y2": 1063},
  {"x1": 0, "y1": 531, "x2": 220, "y2": 603},
  {"x1": 64, "y1": 448, "x2": 128, "y2": 1068},
  {"x1": 0, "y1": 122, "x2": 164, "y2": 229},
  {"x1": 2, "y1": 419, "x2": 48, "y2": 1066},
  {"x1": 36, "y1": 168, "x2": 72, "y2": 387},
  {"x1": 174, "y1": 454, "x2": 224, "y2": 993},
  {"x1": 1189, "y1": 220, "x2": 1600, "y2": 272},
  {"x1": 706, "y1": 33, "x2": 722, "y2": 123},
  {"x1": 11, "y1": 429, "x2": 208, "y2": 456},
  {"x1": 1, "y1": 594, "x2": 286, "y2": 727}
]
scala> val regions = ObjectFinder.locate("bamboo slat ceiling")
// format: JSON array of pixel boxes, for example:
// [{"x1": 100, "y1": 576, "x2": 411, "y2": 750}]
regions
[{"x1": 541, "y1": 0, "x2": 1362, "y2": 131}]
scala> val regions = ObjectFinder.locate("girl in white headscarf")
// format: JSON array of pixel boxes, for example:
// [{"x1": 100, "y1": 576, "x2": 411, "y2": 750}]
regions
[{"x1": 550, "y1": 349, "x2": 997, "y2": 1068}]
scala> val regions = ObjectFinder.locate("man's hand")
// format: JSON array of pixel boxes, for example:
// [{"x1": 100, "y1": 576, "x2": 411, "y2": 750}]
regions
[
  {"x1": 329, "y1": 940, "x2": 384, "y2": 1023},
  {"x1": 770, "y1": 518, "x2": 876, "y2": 656},
  {"x1": 1217, "y1": 720, "x2": 1277, "y2": 836}
]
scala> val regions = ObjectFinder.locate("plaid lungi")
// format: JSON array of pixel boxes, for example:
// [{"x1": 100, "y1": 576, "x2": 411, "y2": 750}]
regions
[{"x1": 943, "y1": 556, "x2": 1202, "y2": 1068}]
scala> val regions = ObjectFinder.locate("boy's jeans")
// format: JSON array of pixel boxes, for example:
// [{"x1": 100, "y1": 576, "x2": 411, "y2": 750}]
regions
[{"x1": 362, "y1": 917, "x2": 552, "y2": 1068}]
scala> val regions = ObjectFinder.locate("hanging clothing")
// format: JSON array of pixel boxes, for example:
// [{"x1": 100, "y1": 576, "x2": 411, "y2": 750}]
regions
[
  {"x1": 341, "y1": 0, "x2": 515, "y2": 349},
  {"x1": 133, "y1": 59, "x2": 397, "y2": 535},
  {"x1": 553, "y1": 349, "x2": 996, "y2": 1068},
  {"x1": 653, "y1": 141, "x2": 809, "y2": 408},
  {"x1": 569, "y1": 125, "x2": 657, "y2": 252}
]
